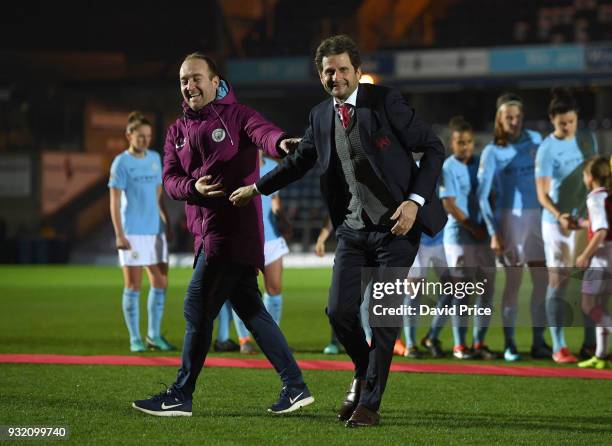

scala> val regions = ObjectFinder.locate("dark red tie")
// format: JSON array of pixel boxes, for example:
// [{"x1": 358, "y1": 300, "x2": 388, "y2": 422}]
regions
[{"x1": 338, "y1": 104, "x2": 351, "y2": 129}]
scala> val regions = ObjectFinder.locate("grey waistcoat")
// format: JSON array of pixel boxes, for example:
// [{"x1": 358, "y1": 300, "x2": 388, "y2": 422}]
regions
[{"x1": 333, "y1": 111, "x2": 397, "y2": 230}]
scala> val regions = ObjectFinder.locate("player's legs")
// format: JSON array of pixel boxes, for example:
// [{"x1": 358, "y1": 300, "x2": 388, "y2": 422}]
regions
[
  {"x1": 144, "y1": 263, "x2": 174, "y2": 349},
  {"x1": 472, "y1": 246, "x2": 496, "y2": 350},
  {"x1": 231, "y1": 309, "x2": 256, "y2": 353},
  {"x1": 499, "y1": 212, "x2": 523, "y2": 358},
  {"x1": 216, "y1": 302, "x2": 231, "y2": 342},
  {"x1": 262, "y1": 237, "x2": 289, "y2": 327},
  {"x1": 263, "y1": 257, "x2": 283, "y2": 326},
  {"x1": 420, "y1": 245, "x2": 453, "y2": 353},
  {"x1": 121, "y1": 265, "x2": 144, "y2": 351},
  {"x1": 578, "y1": 294, "x2": 611, "y2": 368},
  {"x1": 403, "y1": 249, "x2": 425, "y2": 350},
  {"x1": 500, "y1": 266, "x2": 522, "y2": 359},
  {"x1": 541, "y1": 220, "x2": 574, "y2": 357},
  {"x1": 360, "y1": 281, "x2": 373, "y2": 345},
  {"x1": 444, "y1": 244, "x2": 470, "y2": 353},
  {"x1": 527, "y1": 260, "x2": 549, "y2": 354}
]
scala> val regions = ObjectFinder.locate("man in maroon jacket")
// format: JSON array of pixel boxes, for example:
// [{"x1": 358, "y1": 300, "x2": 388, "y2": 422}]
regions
[{"x1": 132, "y1": 53, "x2": 313, "y2": 417}]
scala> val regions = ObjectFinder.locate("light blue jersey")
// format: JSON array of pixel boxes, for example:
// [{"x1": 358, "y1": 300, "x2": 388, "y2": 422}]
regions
[
  {"x1": 440, "y1": 154, "x2": 484, "y2": 244},
  {"x1": 108, "y1": 149, "x2": 162, "y2": 235},
  {"x1": 535, "y1": 134, "x2": 586, "y2": 223},
  {"x1": 477, "y1": 130, "x2": 542, "y2": 236},
  {"x1": 261, "y1": 157, "x2": 281, "y2": 242}
]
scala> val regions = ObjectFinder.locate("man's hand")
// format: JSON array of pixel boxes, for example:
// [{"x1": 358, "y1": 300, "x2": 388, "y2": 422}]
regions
[
  {"x1": 279, "y1": 137, "x2": 301, "y2": 154},
  {"x1": 390, "y1": 200, "x2": 418, "y2": 236},
  {"x1": 575, "y1": 253, "x2": 590, "y2": 269},
  {"x1": 558, "y1": 213, "x2": 579, "y2": 232},
  {"x1": 195, "y1": 175, "x2": 226, "y2": 198},
  {"x1": 115, "y1": 234, "x2": 131, "y2": 250},
  {"x1": 490, "y1": 234, "x2": 504, "y2": 256},
  {"x1": 315, "y1": 230, "x2": 330, "y2": 257},
  {"x1": 465, "y1": 221, "x2": 487, "y2": 241},
  {"x1": 229, "y1": 184, "x2": 259, "y2": 207}
]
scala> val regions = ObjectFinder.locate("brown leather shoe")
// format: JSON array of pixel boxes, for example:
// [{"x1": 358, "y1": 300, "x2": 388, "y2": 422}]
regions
[
  {"x1": 337, "y1": 378, "x2": 366, "y2": 421},
  {"x1": 345, "y1": 404, "x2": 380, "y2": 427}
]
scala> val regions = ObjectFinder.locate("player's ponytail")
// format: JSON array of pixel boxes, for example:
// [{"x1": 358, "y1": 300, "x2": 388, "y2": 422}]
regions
[
  {"x1": 126, "y1": 111, "x2": 151, "y2": 134},
  {"x1": 584, "y1": 156, "x2": 612, "y2": 190}
]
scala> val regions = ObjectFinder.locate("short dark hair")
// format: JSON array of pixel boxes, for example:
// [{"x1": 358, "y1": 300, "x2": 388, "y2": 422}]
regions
[
  {"x1": 449, "y1": 115, "x2": 473, "y2": 133},
  {"x1": 183, "y1": 52, "x2": 221, "y2": 80},
  {"x1": 314, "y1": 35, "x2": 361, "y2": 73},
  {"x1": 548, "y1": 87, "x2": 578, "y2": 117}
]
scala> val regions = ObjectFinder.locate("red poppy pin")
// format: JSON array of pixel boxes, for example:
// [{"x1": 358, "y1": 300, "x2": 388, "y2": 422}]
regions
[{"x1": 375, "y1": 135, "x2": 391, "y2": 150}]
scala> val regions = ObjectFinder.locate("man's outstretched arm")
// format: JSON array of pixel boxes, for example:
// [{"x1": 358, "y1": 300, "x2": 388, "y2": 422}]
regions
[{"x1": 230, "y1": 116, "x2": 318, "y2": 207}]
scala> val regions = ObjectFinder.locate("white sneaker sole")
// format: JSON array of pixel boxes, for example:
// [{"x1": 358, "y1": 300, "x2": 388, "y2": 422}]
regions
[
  {"x1": 268, "y1": 396, "x2": 315, "y2": 414},
  {"x1": 132, "y1": 403, "x2": 192, "y2": 417}
]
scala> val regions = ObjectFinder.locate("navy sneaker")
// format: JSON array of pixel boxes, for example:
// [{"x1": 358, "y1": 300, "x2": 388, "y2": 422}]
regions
[
  {"x1": 268, "y1": 384, "x2": 314, "y2": 414},
  {"x1": 213, "y1": 339, "x2": 240, "y2": 352},
  {"x1": 132, "y1": 386, "x2": 192, "y2": 417}
]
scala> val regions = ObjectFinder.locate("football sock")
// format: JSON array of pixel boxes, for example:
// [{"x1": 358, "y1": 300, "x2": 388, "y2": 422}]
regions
[
  {"x1": 263, "y1": 293, "x2": 283, "y2": 326},
  {"x1": 545, "y1": 285, "x2": 567, "y2": 352},
  {"x1": 231, "y1": 308, "x2": 251, "y2": 339},
  {"x1": 473, "y1": 294, "x2": 492, "y2": 345},
  {"x1": 452, "y1": 296, "x2": 468, "y2": 346},
  {"x1": 147, "y1": 287, "x2": 166, "y2": 340},
  {"x1": 429, "y1": 293, "x2": 453, "y2": 340},
  {"x1": 403, "y1": 294, "x2": 419, "y2": 348},
  {"x1": 595, "y1": 327, "x2": 610, "y2": 359},
  {"x1": 502, "y1": 305, "x2": 518, "y2": 348},
  {"x1": 216, "y1": 301, "x2": 231, "y2": 342},
  {"x1": 360, "y1": 289, "x2": 372, "y2": 344},
  {"x1": 529, "y1": 267, "x2": 548, "y2": 348},
  {"x1": 122, "y1": 288, "x2": 141, "y2": 343}
]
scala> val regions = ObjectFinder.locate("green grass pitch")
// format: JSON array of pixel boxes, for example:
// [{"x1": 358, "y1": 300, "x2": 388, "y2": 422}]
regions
[{"x1": 1, "y1": 266, "x2": 611, "y2": 445}]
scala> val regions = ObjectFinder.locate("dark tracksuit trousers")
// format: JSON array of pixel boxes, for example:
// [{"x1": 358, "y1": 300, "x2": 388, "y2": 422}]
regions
[{"x1": 174, "y1": 250, "x2": 303, "y2": 397}]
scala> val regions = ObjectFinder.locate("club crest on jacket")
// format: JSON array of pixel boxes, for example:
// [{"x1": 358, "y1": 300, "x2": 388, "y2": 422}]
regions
[{"x1": 212, "y1": 128, "x2": 226, "y2": 143}]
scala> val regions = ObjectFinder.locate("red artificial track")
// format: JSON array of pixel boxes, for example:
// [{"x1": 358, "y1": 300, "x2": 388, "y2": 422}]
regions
[{"x1": 1, "y1": 354, "x2": 611, "y2": 380}]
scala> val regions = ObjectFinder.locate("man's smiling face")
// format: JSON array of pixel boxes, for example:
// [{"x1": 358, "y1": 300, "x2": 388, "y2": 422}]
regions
[{"x1": 180, "y1": 58, "x2": 219, "y2": 111}]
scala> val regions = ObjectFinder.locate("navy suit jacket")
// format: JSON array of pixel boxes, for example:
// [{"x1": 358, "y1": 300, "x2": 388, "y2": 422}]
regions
[{"x1": 257, "y1": 83, "x2": 447, "y2": 236}]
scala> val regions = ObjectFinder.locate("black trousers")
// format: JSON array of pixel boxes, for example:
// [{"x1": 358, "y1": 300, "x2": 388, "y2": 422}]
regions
[
  {"x1": 174, "y1": 251, "x2": 303, "y2": 397},
  {"x1": 327, "y1": 223, "x2": 420, "y2": 411}
]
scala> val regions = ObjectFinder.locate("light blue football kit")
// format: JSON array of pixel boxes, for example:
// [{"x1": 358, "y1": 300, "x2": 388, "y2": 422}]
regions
[
  {"x1": 535, "y1": 134, "x2": 595, "y2": 353},
  {"x1": 477, "y1": 130, "x2": 542, "y2": 237},
  {"x1": 477, "y1": 130, "x2": 547, "y2": 357},
  {"x1": 108, "y1": 149, "x2": 167, "y2": 350}
]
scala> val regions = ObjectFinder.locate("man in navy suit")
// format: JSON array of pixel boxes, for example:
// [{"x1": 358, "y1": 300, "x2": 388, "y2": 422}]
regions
[{"x1": 230, "y1": 35, "x2": 446, "y2": 427}]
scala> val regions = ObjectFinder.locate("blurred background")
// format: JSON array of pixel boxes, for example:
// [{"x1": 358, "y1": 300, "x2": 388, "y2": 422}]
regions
[{"x1": 1, "y1": 0, "x2": 611, "y2": 265}]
